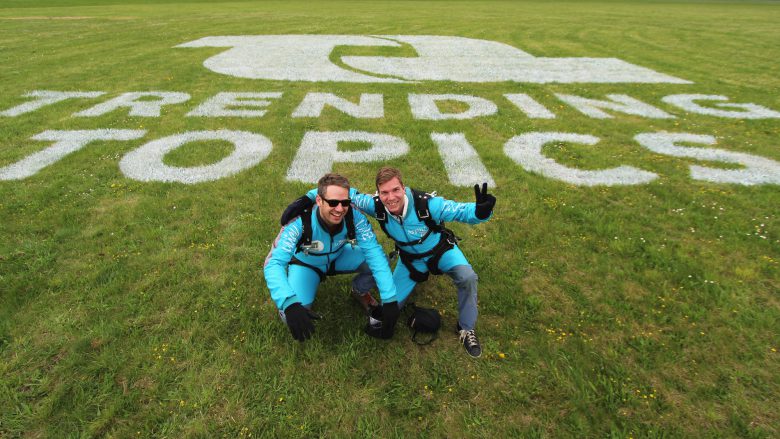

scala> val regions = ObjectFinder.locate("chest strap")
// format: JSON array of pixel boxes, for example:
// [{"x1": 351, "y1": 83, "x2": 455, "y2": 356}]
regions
[
  {"x1": 289, "y1": 257, "x2": 341, "y2": 283},
  {"x1": 295, "y1": 207, "x2": 357, "y2": 255}
]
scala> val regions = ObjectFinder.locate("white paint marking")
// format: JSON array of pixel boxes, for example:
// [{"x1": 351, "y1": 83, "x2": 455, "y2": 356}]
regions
[
  {"x1": 504, "y1": 93, "x2": 556, "y2": 119},
  {"x1": 661, "y1": 94, "x2": 780, "y2": 119},
  {"x1": 555, "y1": 94, "x2": 674, "y2": 119},
  {"x1": 74, "y1": 92, "x2": 190, "y2": 117},
  {"x1": 0, "y1": 90, "x2": 105, "y2": 117},
  {"x1": 409, "y1": 94, "x2": 497, "y2": 120},
  {"x1": 346, "y1": 35, "x2": 691, "y2": 83},
  {"x1": 503, "y1": 132, "x2": 658, "y2": 186},
  {"x1": 187, "y1": 92, "x2": 282, "y2": 117},
  {"x1": 292, "y1": 93, "x2": 384, "y2": 118},
  {"x1": 286, "y1": 131, "x2": 409, "y2": 183},
  {"x1": 635, "y1": 132, "x2": 780, "y2": 185},
  {"x1": 176, "y1": 36, "x2": 406, "y2": 83},
  {"x1": 0, "y1": 129, "x2": 146, "y2": 180},
  {"x1": 431, "y1": 132, "x2": 495, "y2": 187},
  {"x1": 178, "y1": 35, "x2": 690, "y2": 83},
  {"x1": 119, "y1": 130, "x2": 272, "y2": 183}
]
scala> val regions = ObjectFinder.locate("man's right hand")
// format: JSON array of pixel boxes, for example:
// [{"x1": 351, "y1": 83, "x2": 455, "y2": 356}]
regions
[
  {"x1": 284, "y1": 302, "x2": 315, "y2": 341},
  {"x1": 473, "y1": 182, "x2": 496, "y2": 220},
  {"x1": 380, "y1": 301, "x2": 400, "y2": 339}
]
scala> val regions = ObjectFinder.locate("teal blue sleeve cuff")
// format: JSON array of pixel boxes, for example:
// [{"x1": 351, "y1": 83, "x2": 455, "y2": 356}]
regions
[{"x1": 281, "y1": 295, "x2": 299, "y2": 310}]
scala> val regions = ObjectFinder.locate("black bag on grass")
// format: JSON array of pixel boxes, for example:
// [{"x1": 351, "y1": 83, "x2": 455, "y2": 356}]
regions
[{"x1": 406, "y1": 303, "x2": 441, "y2": 345}]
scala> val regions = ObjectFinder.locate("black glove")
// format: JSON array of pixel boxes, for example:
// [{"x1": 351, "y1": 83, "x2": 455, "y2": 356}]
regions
[
  {"x1": 379, "y1": 301, "x2": 400, "y2": 339},
  {"x1": 473, "y1": 182, "x2": 496, "y2": 220},
  {"x1": 284, "y1": 302, "x2": 316, "y2": 341},
  {"x1": 280, "y1": 195, "x2": 315, "y2": 226}
]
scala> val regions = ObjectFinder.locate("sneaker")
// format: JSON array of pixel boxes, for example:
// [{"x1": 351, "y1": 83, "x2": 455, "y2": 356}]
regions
[
  {"x1": 368, "y1": 306, "x2": 383, "y2": 329},
  {"x1": 457, "y1": 324, "x2": 482, "y2": 358},
  {"x1": 351, "y1": 288, "x2": 379, "y2": 314}
]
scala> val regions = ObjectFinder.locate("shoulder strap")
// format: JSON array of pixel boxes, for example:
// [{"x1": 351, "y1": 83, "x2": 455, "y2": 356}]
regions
[
  {"x1": 345, "y1": 207, "x2": 356, "y2": 243},
  {"x1": 372, "y1": 194, "x2": 393, "y2": 239},
  {"x1": 411, "y1": 188, "x2": 443, "y2": 232},
  {"x1": 296, "y1": 208, "x2": 313, "y2": 251}
]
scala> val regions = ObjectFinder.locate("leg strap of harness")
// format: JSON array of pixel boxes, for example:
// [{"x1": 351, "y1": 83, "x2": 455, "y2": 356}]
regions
[
  {"x1": 397, "y1": 233, "x2": 455, "y2": 282},
  {"x1": 290, "y1": 256, "x2": 330, "y2": 282},
  {"x1": 398, "y1": 251, "x2": 430, "y2": 283}
]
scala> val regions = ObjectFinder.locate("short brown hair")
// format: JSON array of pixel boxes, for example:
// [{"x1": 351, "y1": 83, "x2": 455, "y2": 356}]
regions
[
  {"x1": 318, "y1": 173, "x2": 350, "y2": 198},
  {"x1": 375, "y1": 166, "x2": 403, "y2": 189}
]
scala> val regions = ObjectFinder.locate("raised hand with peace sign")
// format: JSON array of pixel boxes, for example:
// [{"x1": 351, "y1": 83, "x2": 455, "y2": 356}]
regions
[{"x1": 473, "y1": 182, "x2": 496, "y2": 219}]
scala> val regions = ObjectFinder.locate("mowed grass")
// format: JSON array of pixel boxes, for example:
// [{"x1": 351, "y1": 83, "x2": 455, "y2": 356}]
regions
[{"x1": 1, "y1": 0, "x2": 778, "y2": 437}]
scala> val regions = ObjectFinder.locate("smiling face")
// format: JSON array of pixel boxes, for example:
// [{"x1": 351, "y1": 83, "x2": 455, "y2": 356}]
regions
[
  {"x1": 377, "y1": 176, "x2": 406, "y2": 216},
  {"x1": 316, "y1": 185, "x2": 350, "y2": 228}
]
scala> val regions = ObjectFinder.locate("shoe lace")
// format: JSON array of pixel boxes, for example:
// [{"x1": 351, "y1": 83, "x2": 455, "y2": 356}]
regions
[{"x1": 461, "y1": 330, "x2": 479, "y2": 348}]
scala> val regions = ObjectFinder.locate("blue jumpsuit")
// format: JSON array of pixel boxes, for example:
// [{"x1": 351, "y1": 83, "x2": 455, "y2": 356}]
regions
[
  {"x1": 263, "y1": 207, "x2": 397, "y2": 313},
  {"x1": 309, "y1": 187, "x2": 491, "y2": 330}
]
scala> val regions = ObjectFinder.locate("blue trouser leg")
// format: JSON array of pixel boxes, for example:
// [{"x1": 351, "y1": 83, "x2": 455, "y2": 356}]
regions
[
  {"x1": 278, "y1": 264, "x2": 320, "y2": 323},
  {"x1": 391, "y1": 260, "x2": 418, "y2": 307},
  {"x1": 280, "y1": 245, "x2": 372, "y2": 322},
  {"x1": 330, "y1": 245, "x2": 376, "y2": 294},
  {"x1": 350, "y1": 262, "x2": 376, "y2": 294},
  {"x1": 437, "y1": 247, "x2": 478, "y2": 330},
  {"x1": 445, "y1": 265, "x2": 479, "y2": 331}
]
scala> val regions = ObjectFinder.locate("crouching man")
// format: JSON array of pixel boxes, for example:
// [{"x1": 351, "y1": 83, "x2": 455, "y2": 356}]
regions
[{"x1": 263, "y1": 173, "x2": 400, "y2": 341}]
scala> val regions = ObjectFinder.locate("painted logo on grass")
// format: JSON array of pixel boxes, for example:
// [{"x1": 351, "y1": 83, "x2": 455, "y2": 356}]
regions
[
  {"x1": 176, "y1": 35, "x2": 690, "y2": 84},
  {"x1": 5, "y1": 36, "x2": 780, "y2": 187}
]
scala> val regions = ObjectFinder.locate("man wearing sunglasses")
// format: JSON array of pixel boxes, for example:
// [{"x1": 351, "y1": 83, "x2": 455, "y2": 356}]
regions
[{"x1": 263, "y1": 173, "x2": 399, "y2": 342}]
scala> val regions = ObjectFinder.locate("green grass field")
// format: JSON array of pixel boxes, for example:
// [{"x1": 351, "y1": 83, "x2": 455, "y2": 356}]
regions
[{"x1": 1, "y1": 0, "x2": 778, "y2": 437}]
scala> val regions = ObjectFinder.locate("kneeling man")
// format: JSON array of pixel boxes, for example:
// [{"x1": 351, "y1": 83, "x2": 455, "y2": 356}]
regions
[{"x1": 263, "y1": 173, "x2": 399, "y2": 341}]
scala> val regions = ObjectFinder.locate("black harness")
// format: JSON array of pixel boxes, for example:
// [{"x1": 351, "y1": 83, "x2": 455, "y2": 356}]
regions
[
  {"x1": 374, "y1": 189, "x2": 460, "y2": 282},
  {"x1": 286, "y1": 206, "x2": 357, "y2": 282}
]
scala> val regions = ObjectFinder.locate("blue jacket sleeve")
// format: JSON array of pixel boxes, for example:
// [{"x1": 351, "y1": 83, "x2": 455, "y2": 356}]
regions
[
  {"x1": 350, "y1": 190, "x2": 377, "y2": 217},
  {"x1": 429, "y1": 196, "x2": 492, "y2": 225},
  {"x1": 352, "y1": 209, "x2": 397, "y2": 303},
  {"x1": 263, "y1": 219, "x2": 304, "y2": 310}
]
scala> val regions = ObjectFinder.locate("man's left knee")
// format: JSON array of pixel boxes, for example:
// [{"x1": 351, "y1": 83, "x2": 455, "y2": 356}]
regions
[{"x1": 450, "y1": 265, "x2": 478, "y2": 286}]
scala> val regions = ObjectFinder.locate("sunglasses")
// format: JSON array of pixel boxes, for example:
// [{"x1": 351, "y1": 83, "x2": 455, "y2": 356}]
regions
[{"x1": 321, "y1": 197, "x2": 351, "y2": 208}]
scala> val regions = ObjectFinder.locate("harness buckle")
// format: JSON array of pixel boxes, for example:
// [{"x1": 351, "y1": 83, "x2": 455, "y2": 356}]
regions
[
  {"x1": 444, "y1": 229, "x2": 461, "y2": 246},
  {"x1": 300, "y1": 240, "x2": 324, "y2": 255}
]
